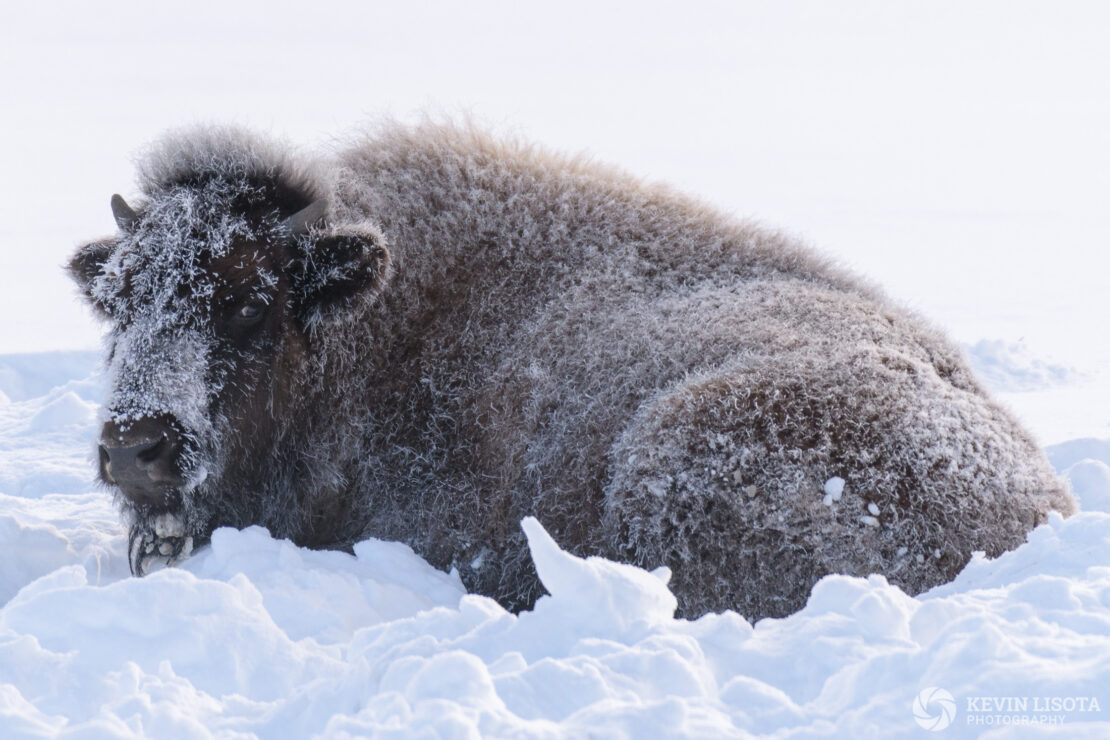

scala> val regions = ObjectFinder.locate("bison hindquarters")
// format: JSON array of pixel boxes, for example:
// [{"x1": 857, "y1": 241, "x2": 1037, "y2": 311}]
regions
[{"x1": 604, "y1": 347, "x2": 1073, "y2": 620}]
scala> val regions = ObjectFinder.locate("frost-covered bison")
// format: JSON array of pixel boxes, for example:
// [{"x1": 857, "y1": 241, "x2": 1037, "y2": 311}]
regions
[{"x1": 69, "y1": 121, "x2": 1075, "y2": 619}]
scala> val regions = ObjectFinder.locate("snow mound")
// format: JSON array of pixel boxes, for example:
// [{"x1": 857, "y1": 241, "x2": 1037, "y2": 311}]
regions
[
  {"x1": 1047, "y1": 437, "x2": 1110, "y2": 471},
  {"x1": 185, "y1": 525, "x2": 466, "y2": 644},
  {"x1": 1062, "y1": 460, "x2": 1110, "y2": 514},
  {"x1": 966, "y1": 339, "x2": 1082, "y2": 393},
  {"x1": 0, "y1": 352, "x2": 101, "y2": 403},
  {"x1": 521, "y1": 515, "x2": 677, "y2": 634},
  {"x1": 28, "y1": 391, "x2": 97, "y2": 432},
  {"x1": 1, "y1": 355, "x2": 1109, "y2": 736}
]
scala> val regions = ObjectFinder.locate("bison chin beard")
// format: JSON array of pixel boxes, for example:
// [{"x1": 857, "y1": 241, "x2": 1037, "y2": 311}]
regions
[
  {"x1": 127, "y1": 509, "x2": 198, "y2": 577},
  {"x1": 123, "y1": 452, "x2": 218, "y2": 577}
]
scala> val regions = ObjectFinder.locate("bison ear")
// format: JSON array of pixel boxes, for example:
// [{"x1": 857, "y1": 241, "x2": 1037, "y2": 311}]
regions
[
  {"x1": 67, "y1": 238, "x2": 116, "y2": 312},
  {"x1": 291, "y1": 223, "x2": 390, "y2": 326}
]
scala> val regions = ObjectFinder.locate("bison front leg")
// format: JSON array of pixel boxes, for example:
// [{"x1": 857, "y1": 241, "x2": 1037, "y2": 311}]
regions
[
  {"x1": 603, "y1": 348, "x2": 1073, "y2": 620},
  {"x1": 128, "y1": 512, "x2": 196, "y2": 576}
]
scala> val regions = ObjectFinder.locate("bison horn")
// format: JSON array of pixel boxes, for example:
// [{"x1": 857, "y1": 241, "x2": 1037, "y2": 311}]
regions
[
  {"x1": 283, "y1": 199, "x2": 328, "y2": 236},
  {"x1": 110, "y1": 194, "x2": 138, "y2": 232}
]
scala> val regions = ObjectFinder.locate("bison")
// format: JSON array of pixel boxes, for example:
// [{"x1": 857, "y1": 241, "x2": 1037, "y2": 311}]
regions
[{"x1": 68, "y1": 121, "x2": 1075, "y2": 619}]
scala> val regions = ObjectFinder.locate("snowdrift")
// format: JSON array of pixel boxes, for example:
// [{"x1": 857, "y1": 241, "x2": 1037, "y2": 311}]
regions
[{"x1": 1, "y1": 352, "x2": 1108, "y2": 738}]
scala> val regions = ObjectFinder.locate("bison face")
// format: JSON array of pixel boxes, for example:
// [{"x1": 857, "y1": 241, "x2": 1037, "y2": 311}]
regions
[{"x1": 68, "y1": 184, "x2": 388, "y2": 575}]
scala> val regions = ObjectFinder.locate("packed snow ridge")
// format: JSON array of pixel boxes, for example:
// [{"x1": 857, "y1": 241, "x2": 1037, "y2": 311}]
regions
[{"x1": 1, "y1": 352, "x2": 1109, "y2": 738}]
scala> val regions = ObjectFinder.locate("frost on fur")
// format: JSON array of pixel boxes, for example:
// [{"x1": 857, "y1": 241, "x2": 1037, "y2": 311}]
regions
[{"x1": 69, "y1": 121, "x2": 1076, "y2": 618}]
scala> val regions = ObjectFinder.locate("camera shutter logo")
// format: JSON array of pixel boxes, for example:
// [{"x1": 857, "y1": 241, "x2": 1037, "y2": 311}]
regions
[{"x1": 914, "y1": 687, "x2": 956, "y2": 731}]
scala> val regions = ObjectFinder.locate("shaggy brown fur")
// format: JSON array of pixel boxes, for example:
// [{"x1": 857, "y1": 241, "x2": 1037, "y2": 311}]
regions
[{"x1": 70, "y1": 121, "x2": 1076, "y2": 620}]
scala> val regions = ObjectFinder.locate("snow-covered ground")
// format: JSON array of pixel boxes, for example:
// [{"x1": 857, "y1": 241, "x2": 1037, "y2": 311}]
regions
[{"x1": 1, "y1": 349, "x2": 1109, "y2": 738}]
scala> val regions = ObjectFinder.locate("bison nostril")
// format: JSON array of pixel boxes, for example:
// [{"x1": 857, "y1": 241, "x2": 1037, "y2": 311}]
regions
[
  {"x1": 99, "y1": 445, "x2": 115, "y2": 483},
  {"x1": 136, "y1": 435, "x2": 168, "y2": 467}
]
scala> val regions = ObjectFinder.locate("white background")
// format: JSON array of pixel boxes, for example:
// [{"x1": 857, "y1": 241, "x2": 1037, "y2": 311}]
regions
[{"x1": 2, "y1": 0, "x2": 1107, "y2": 430}]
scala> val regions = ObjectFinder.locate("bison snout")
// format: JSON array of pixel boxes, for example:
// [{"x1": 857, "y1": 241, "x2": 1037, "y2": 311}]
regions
[{"x1": 99, "y1": 417, "x2": 185, "y2": 505}]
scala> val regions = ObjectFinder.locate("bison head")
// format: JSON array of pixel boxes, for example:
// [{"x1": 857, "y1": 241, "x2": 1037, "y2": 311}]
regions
[{"x1": 68, "y1": 141, "x2": 388, "y2": 575}]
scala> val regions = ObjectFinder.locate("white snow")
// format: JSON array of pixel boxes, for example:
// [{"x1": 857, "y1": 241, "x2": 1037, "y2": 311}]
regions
[
  {"x1": 823, "y1": 476, "x2": 845, "y2": 507},
  {"x1": 965, "y1": 340, "x2": 1083, "y2": 393},
  {"x1": 1059, "y1": 460, "x2": 1110, "y2": 514},
  {"x1": 823, "y1": 477, "x2": 845, "y2": 499},
  {"x1": 1, "y1": 352, "x2": 1108, "y2": 737}
]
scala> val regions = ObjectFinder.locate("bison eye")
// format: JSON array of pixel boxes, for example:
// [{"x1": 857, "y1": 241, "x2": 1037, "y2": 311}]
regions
[{"x1": 231, "y1": 301, "x2": 267, "y2": 326}]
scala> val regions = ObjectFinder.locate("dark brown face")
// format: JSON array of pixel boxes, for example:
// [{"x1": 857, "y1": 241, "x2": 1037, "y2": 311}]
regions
[
  {"x1": 94, "y1": 239, "x2": 296, "y2": 512},
  {"x1": 68, "y1": 183, "x2": 390, "y2": 574}
]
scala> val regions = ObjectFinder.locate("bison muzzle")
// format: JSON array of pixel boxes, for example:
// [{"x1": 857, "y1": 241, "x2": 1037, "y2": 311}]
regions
[
  {"x1": 68, "y1": 122, "x2": 1076, "y2": 619},
  {"x1": 99, "y1": 415, "x2": 186, "y2": 502}
]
